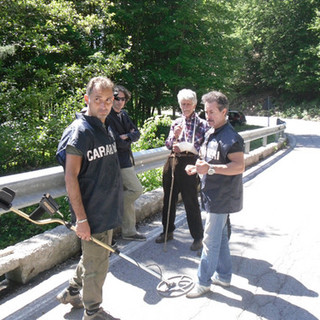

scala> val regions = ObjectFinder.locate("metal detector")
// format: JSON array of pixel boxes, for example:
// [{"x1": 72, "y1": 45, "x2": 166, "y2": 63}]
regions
[{"x1": 0, "y1": 187, "x2": 194, "y2": 297}]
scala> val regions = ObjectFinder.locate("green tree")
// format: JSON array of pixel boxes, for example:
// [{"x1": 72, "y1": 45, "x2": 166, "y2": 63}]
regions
[
  {"x1": 110, "y1": 0, "x2": 240, "y2": 124},
  {"x1": 0, "y1": 0, "x2": 130, "y2": 174},
  {"x1": 233, "y1": 0, "x2": 320, "y2": 101}
]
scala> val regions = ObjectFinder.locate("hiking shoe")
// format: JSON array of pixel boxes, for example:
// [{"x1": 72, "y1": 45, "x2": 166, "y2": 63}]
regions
[
  {"x1": 155, "y1": 232, "x2": 173, "y2": 243},
  {"x1": 190, "y1": 239, "x2": 203, "y2": 251},
  {"x1": 186, "y1": 284, "x2": 211, "y2": 298},
  {"x1": 83, "y1": 307, "x2": 120, "y2": 320},
  {"x1": 56, "y1": 288, "x2": 83, "y2": 309},
  {"x1": 212, "y1": 276, "x2": 231, "y2": 287},
  {"x1": 122, "y1": 233, "x2": 146, "y2": 241}
]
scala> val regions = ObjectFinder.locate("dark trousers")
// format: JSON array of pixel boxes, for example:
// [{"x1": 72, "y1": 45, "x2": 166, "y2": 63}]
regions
[{"x1": 161, "y1": 155, "x2": 203, "y2": 241}]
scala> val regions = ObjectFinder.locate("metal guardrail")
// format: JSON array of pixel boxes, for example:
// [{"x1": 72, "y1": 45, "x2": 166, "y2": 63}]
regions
[
  {"x1": 0, "y1": 123, "x2": 285, "y2": 214},
  {"x1": 0, "y1": 146, "x2": 170, "y2": 213},
  {"x1": 241, "y1": 123, "x2": 286, "y2": 153}
]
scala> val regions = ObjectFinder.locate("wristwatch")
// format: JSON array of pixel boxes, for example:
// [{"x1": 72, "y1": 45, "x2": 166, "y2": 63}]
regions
[{"x1": 207, "y1": 164, "x2": 215, "y2": 175}]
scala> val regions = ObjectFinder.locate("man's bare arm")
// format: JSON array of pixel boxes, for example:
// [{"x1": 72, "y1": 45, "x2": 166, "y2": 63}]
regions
[{"x1": 65, "y1": 153, "x2": 91, "y2": 241}]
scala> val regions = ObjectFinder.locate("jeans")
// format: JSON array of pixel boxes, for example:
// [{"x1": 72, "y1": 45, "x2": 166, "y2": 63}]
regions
[{"x1": 197, "y1": 212, "x2": 232, "y2": 286}]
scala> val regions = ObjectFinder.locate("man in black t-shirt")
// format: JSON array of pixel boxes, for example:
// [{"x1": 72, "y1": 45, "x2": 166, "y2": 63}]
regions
[{"x1": 186, "y1": 91, "x2": 245, "y2": 298}]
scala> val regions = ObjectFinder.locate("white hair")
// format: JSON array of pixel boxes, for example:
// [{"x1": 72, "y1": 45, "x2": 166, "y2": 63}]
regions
[{"x1": 177, "y1": 89, "x2": 197, "y2": 105}]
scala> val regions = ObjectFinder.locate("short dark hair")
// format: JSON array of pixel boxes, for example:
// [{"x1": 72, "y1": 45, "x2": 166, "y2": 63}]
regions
[
  {"x1": 114, "y1": 85, "x2": 131, "y2": 102},
  {"x1": 201, "y1": 91, "x2": 229, "y2": 112}
]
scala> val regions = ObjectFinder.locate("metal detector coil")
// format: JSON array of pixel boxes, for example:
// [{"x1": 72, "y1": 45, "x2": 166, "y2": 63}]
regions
[
  {"x1": 157, "y1": 275, "x2": 194, "y2": 298},
  {"x1": 0, "y1": 187, "x2": 195, "y2": 297}
]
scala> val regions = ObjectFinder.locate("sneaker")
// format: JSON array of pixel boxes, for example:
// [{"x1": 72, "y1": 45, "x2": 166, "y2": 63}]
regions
[
  {"x1": 155, "y1": 232, "x2": 173, "y2": 243},
  {"x1": 122, "y1": 233, "x2": 146, "y2": 241},
  {"x1": 212, "y1": 277, "x2": 230, "y2": 287},
  {"x1": 83, "y1": 307, "x2": 120, "y2": 320},
  {"x1": 186, "y1": 284, "x2": 211, "y2": 298},
  {"x1": 190, "y1": 239, "x2": 203, "y2": 251},
  {"x1": 56, "y1": 288, "x2": 83, "y2": 309}
]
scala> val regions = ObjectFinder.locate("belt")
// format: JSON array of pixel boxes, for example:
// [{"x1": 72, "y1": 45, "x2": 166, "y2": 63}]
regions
[{"x1": 169, "y1": 152, "x2": 198, "y2": 158}]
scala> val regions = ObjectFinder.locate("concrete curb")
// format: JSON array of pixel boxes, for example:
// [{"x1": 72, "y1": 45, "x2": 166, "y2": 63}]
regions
[
  {"x1": 0, "y1": 138, "x2": 287, "y2": 284},
  {"x1": 0, "y1": 226, "x2": 80, "y2": 284}
]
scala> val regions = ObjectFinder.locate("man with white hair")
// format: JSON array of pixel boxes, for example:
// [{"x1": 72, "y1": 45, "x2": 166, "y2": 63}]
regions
[{"x1": 155, "y1": 89, "x2": 209, "y2": 251}]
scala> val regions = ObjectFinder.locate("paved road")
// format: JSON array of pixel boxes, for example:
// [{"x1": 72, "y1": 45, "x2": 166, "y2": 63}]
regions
[{"x1": 1, "y1": 117, "x2": 319, "y2": 320}]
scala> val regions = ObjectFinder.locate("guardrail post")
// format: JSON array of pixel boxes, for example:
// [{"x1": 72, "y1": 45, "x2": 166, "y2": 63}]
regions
[
  {"x1": 244, "y1": 142, "x2": 250, "y2": 154},
  {"x1": 263, "y1": 136, "x2": 267, "y2": 147}
]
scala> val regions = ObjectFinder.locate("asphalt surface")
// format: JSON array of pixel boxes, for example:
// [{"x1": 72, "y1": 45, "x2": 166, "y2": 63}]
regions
[{"x1": 0, "y1": 116, "x2": 319, "y2": 320}]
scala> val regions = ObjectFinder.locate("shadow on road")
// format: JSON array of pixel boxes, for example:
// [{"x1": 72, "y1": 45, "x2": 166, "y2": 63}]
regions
[
  {"x1": 109, "y1": 227, "x2": 200, "y2": 305},
  {"x1": 293, "y1": 134, "x2": 320, "y2": 149},
  {"x1": 232, "y1": 255, "x2": 318, "y2": 298},
  {"x1": 207, "y1": 255, "x2": 318, "y2": 320}
]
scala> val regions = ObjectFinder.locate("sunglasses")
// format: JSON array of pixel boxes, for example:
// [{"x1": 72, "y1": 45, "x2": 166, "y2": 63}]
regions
[{"x1": 114, "y1": 96, "x2": 126, "y2": 102}]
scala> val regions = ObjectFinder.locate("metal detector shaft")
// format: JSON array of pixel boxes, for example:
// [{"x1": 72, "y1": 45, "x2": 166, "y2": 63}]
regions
[
  {"x1": 86, "y1": 232, "x2": 162, "y2": 281},
  {"x1": 117, "y1": 252, "x2": 162, "y2": 281},
  {"x1": 9, "y1": 207, "x2": 67, "y2": 227},
  {"x1": 9, "y1": 206, "x2": 163, "y2": 282},
  {"x1": 87, "y1": 237, "x2": 165, "y2": 281}
]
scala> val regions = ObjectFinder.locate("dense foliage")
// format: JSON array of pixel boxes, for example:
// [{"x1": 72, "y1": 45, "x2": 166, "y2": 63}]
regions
[
  {"x1": 133, "y1": 115, "x2": 172, "y2": 192},
  {"x1": 0, "y1": 0, "x2": 319, "y2": 175},
  {"x1": 235, "y1": 0, "x2": 319, "y2": 98},
  {"x1": 0, "y1": 0, "x2": 130, "y2": 174},
  {"x1": 109, "y1": 0, "x2": 238, "y2": 121}
]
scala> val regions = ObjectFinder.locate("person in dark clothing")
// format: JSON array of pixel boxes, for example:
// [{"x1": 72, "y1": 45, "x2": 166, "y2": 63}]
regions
[
  {"x1": 186, "y1": 90, "x2": 245, "y2": 298},
  {"x1": 107, "y1": 85, "x2": 145, "y2": 241},
  {"x1": 155, "y1": 89, "x2": 209, "y2": 251},
  {"x1": 56, "y1": 76, "x2": 122, "y2": 320}
]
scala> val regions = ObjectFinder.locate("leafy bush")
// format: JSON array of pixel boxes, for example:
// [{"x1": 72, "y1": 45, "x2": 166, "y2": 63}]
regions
[
  {"x1": 277, "y1": 103, "x2": 320, "y2": 121},
  {"x1": 132, "y1": 115, "x2": 171, "y2": 151},
  {"x1": 138, "y1": 168, "x2": 163, "y2": 193},
  {"x1": 133, "y1": 115, "x2": 171, "y2": 192},
  {"x1": 0, "y1": 105, "x2": 76, "y2": 175}
]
